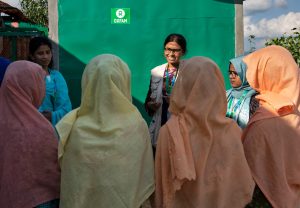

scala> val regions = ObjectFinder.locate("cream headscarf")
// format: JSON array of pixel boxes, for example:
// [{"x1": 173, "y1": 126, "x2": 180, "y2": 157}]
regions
[
  {"x1": 154, "y1": 56, "x2": 254, "y2": 208},
  {"x1": 56, "y1": 54, "x2": 154, "y2": 208},
  {"x1": 242, "y1": 46, "x2": 300, "y2": 208}
]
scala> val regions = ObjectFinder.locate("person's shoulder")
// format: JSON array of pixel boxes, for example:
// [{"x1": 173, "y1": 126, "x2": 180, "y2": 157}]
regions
[
  {"x1": 49, "y1": 69, "x2": 64, "y2": 77},
  {"x1": 226, "y1": 88, "x2": 232, "y2": 93},
  {"x1": 151, "y1": 63, "x2": 167, "y2": 72},
  {"x1": 151, "y1": 63, "x2": 167, "y2": 77},
  {"x1": 49, "y1": 69, "x2": 67, "y2": 81},
  {"x1": 49, "y1": 68, "x2": 60, "y2": 73},
  {"x1": 226, "y1": 88, "x2": 233, "y2": 97},
  {"x1": 0, "y1": 56, "x2": 10, "y2": 63},
  {"x1": 0, "y1": 57, "x2": 11, "y2": 69}
]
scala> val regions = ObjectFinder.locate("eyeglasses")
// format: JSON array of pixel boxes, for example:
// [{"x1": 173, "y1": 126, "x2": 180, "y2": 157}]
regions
[
  {"x1": 164, "y1": 47, "x2": 182, "y2": 54},
  {"x1": 228, "y1": 70, "x2": 239, "y2": 77}
]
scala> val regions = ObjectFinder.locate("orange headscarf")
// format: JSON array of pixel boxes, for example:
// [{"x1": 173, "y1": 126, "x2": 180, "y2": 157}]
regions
[
  {"x1": 155, "y1": 57, "x2": 255, "y2": 208},
  {"x1": 0, "y1": 61, "x2": 60, "y2": 207},
  {"x1": 244, "y1": 45, "x2": 300, "y2": 123},
  {"x1": 243, "y1": 46, "x2": 300, "y2": 208}
]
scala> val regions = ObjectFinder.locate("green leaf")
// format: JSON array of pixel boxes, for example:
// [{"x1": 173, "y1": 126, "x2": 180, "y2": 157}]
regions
[
  {"x1": 263, "y1": 27, "x2": 300, "y2": 66},
  {"x1": 20, "y1": 0, "x2": 48, "y2": 26}
]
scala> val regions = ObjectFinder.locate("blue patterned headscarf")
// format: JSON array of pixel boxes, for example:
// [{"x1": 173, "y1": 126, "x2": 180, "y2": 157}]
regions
[
  {"x1": 228, "y1": 55, "x2": 256, "y2": 99},
  {"x1": 226, "y1": 55, "x2": 257, "y2": 128}
]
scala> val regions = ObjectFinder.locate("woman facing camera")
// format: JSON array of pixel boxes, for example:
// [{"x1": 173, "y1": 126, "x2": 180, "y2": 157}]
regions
[
  {"x1": 226, "y1": 55, "x2": 257, "y2": 129},
  {"x1": 29, "y1": 36, "x2": 72, "y2": 125},
  {"x1": 144, "y1": 33, "x2": 187, "y2": 150}
]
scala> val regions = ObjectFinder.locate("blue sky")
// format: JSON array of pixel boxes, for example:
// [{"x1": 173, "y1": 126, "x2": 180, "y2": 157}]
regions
[
  {"x1": 244, "y1": 0, "x2": 300, "y2": 51},
  {"x1": 2, "y1": 0, "x2": 300, "y2": 52}
]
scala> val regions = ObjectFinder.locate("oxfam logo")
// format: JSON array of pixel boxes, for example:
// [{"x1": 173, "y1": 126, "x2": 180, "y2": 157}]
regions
[
  {"x1": 116, "y1": 9, "x2": 126, "y2": 19},
  {"x1": 111, "y1": 8, "x2": 130, "y2": 24}
]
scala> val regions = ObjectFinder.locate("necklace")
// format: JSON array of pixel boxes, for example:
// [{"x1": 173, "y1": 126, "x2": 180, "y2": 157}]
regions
[{"x1": 164, "y1": 64, "x2": 179, "y2": 95}]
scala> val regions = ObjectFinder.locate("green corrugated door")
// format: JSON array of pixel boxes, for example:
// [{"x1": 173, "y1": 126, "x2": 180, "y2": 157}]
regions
[{"x1": 57, "y1": 0, "x2": 235, "y2": 118}]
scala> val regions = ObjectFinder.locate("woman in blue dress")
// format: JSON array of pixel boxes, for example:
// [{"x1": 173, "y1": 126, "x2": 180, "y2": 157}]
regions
[
  {"x1": 226, "y1": 55, "x2": 258, "y2": 129},
  {"x1": 29, "y1": 36, "x2": 72, "y2": 125}
]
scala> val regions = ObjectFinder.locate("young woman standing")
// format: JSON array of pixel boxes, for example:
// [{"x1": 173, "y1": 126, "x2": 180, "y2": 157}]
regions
[
  {"x1": 226, "y1": 55, "x2": 257, "y2": 129},
  {"x1": 144, "y1": 33, "x2": 187, "y2": 150},
  {"x1": 29, "y1": 36, "x2": 72, "y2": 125}
]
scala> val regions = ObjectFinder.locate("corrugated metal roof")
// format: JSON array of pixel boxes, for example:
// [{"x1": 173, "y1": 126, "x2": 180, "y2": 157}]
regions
[{"x1": 0, "y1": 1, "x2": 31, "y2": 22}]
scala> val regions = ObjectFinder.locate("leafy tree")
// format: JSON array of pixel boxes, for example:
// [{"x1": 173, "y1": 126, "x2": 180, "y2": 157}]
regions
[
  {"x1": 20, "y1": 0, "x2": 48, "y2": 27},
  {"x1": 265, "y1": 28, "x2": 300, "y2": 66}
]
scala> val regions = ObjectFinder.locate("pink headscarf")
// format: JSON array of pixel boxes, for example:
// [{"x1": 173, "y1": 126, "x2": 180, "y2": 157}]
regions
[
  {"x1": 155, "y1": 57, "x2": 254, "y2": 208},
  {"x1": 0, "y1": 61, "x2": 60, "y2": 207},
  {"x1": 243, "y1": 46, "x2": 300, "y2": 208}
]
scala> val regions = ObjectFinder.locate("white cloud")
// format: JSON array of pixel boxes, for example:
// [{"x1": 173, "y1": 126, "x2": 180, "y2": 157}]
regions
[
  {"x1": 244, "y1": 0, "x2": 288, "y2": 15},
  {"x1": 244, "y1": 12, "x2": 300, "y2": 38},
  {"x1": 244, "y1": 0, "x2": 273, "y2": 15},
  {"x1": 244, "y1": 12, "x2": 300, "y2": 51},
  {"x1": 274, "y1": 0, "x2": 288, "y2": 8}
]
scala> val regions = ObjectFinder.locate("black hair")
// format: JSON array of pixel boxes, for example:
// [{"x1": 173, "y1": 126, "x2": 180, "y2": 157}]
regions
[
  {"x1": 29, "y1": 36, "x2": 53, "y2": 68},
  {"x1": 163, "y1": 33, "x2": 187, "y2": 55}
]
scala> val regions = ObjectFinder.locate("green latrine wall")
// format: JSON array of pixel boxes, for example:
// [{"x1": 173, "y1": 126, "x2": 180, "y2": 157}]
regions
[{"x1": 52, "y1": 0, "x2": 240, "y2": 118}]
